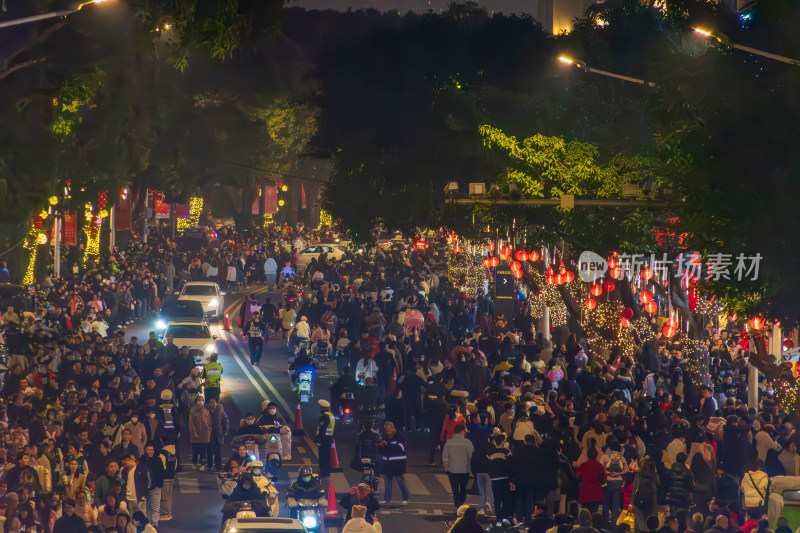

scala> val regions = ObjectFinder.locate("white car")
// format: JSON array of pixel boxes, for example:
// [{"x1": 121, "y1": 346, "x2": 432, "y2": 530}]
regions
[
  {"x1": 179, "y1": 281, "x2": 224, "y2": 319},
  {"x1": 220, "y1": 516, "x2": 310, "y2": 533},
  {"x1": 161, "y1": 321, "x2": 218, "y2": 366},
  {"x1": 296, "y1": 244, "x2": 348, "y2": 273}
]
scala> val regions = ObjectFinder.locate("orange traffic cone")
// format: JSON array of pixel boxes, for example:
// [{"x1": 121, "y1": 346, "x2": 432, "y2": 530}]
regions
[
  {"x1": 223, "y1": 313, "x2": 231, "y2": 330},
  {"x1": 293, "y1": 402, "x2": 305, "y2": 436},
  {"x1": 330, "y1": 438, "x2": 341, "y2": 471},
  {"x1": 325, "y1": 481, "x2": 339, "y2": 520}
]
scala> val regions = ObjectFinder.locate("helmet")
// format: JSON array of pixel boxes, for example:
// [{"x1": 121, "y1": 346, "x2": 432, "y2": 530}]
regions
[
  {"x1": 248, "y1": 460, "x2": 263, "y2": 477},
  {"x1": 299, "y1": 466, "x2": 313, "y2": 477}
]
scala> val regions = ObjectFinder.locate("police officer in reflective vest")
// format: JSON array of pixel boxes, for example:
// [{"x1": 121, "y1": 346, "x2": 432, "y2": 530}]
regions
[
  {"x1": 203, "y1": 353, "x2": 223, "y2": 402},
  {"x1": 316, "y1": 399, "x2": 335, "y2": 478}
]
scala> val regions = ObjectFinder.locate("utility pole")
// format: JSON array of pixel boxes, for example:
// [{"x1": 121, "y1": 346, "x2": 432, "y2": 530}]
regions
[{"x1": 53, "y1": 214, "x2": 61, "y2": 278}]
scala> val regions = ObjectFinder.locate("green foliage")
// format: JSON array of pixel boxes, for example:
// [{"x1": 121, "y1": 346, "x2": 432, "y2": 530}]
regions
[{"x1": 52, "y1": 70, "x2": 106, "y2": 140}]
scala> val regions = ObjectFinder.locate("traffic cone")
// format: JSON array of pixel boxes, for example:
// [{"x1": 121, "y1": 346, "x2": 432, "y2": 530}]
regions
[
  {"x1": 293, "y1": 402, "x2": 305, "y2": 436},
  {"x1": 330, "y1": 438, "x2": 341, "y2": 471},
  {"x1": 324, "y1": 481, "x2": 339, "y2": 524},
  {"x1": 223, "y1": 313, "x2": 231, "y2": 330}
]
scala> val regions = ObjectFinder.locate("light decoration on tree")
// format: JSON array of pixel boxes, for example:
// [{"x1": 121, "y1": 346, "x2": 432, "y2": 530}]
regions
[
  {"x1": 83, "y1": 197, "x2": 108, "y2": 265},
  {"x1": 632, "y1": 316, "x2": 656, "y2": 342},
  {"x1": 447, "y1": 240, "x2": 487, "y2": 298},
  {"x1": 48, "y1": 196, "x2": 59, "y2": 206},
  {"x1": 696, "y1": 296, "x2": 725, "y2": 317},
  {"x1": 177, "y1": 197, "x2": 203, "y2": 233},
  {"x1": 585, "y1": 301, "x2": 636, "y2": 357},
  {"x1": 319, "y1": 208, "x2": 332, "y2": 227},
  {"x1": 525, "y1": 270, "x2": 569, "y2": 327},
  {"x1": 21, "y1": 222, "x2": 41, "y2": 285}
]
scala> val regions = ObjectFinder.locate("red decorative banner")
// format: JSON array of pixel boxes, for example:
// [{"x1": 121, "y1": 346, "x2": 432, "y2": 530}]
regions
[
  {"x1": 115, "y1": 189, "x2": 132, "y2": 231},
  {"x1": 264, "y1": 186, "x2": 278, "y2": 214},
  {"x1": 154, "y1": 198, "x2": 170, "y2": 219},
  {"x1": 33, "y1": 215, "x2": 43, "y2": 230},
  {"x1": 62, "y1": 211, "x2": 77, "y2": 246},
  {"x1": 174, "y1": 204, "x2": 190, "y2": 219},
  {"x1": 301, "y1": 181, "x2": 307, "y2": 209}
]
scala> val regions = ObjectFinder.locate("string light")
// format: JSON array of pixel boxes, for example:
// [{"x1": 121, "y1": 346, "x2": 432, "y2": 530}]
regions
[
  {"x1": 48, "y1": 196, "x2": 58, "y2": 206},
  {"x1": 22, "y1": 222, "x2": 40, "y2": 285},
  {"x1": 447, "y1": 240, "x2": 486, "y2": 299},
  {"x1": 177, "y1": 197, "x2": 203, "y2": 233},
  {"x1": 319, "y1": 208, "x2": 332, "y2": 227},
  {"x1": 83, "y1": 201, "x2": 105, "y2": 264}
]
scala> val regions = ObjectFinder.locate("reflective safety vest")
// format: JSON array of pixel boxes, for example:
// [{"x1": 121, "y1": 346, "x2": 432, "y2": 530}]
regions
[
  {"x1": 159, "y1": 402, "x2": 175, "y2": 430},
  {"x1": 205, "y1": 362, "x2": 223, "y2": 388},
  {"x1": 322, "y1": 411, "x2": 335, "y2": 437}
]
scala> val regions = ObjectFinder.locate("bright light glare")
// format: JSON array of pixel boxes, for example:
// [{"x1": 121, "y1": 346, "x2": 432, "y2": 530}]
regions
[
  {"x1": 302, "y1": 516, "x2": 319, "y2": 528},
  {"x1": 693, "y1": 27, "x2": 712, "y2": 37},
  {"x1": 209, "y1": 298, "x2": 218, "y2": 307},
  {"x1": 205, "y1": 343, "x2": 216, "y2": 353},
  {"x1": 77, "y1": 0, "x2": 107, "y2": 9},
  {"x1": 156, "y1": 320, "x2": 166, "y2": 329},
  {"x1": 558, "y1": 56, "x2": 574, "y2": 64}
]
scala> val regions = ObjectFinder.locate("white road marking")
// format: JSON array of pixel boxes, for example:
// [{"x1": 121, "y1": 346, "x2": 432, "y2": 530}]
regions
[
  {"x1": 403, "y1": 474, "x2": 431, "y2": 495},
  {"x1": 297, "y1": 446, "x2": 307, "y2": 454},
  {"x1": 434, "y1": 474, "x2": 452, "y2": 494},
  {"x1": 331, "y1": 472, "x2": 350, "y2": 494},
  {"x1": 178, "y1": 475, "x2": 200, "y2": 494}
]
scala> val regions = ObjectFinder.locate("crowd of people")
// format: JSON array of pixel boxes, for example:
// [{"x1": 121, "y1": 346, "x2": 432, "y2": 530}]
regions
[{"x1": 1, "y1": 220, "x2": 797, "y2": 533}]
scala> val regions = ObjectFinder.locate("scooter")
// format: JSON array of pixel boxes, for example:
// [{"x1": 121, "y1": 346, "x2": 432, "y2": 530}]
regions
[
  {"x1": 312, "y1": 340, "x2": 329, "y2": 368},
  {"x1": 265, "y1": 432, "x2": 282, "y2": 478},
  {"x1": 289, "y1": 499, "x2": 324, "y2": 533},
  {"x1": 338, "y1": 392, "x2": 358, "y2": 426},
  {"x1": 291, "y1": 366, "x2": 315, "y2": 403},
  {"x1": 359, "y1": 458, "x2": 380, "y2": 492},
  {"x1": 221, "y1": 499, "x2": 271, "y2": 525}
]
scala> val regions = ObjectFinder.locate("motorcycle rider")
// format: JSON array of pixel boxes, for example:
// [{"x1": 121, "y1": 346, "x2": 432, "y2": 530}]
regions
[
  {"x1": 331, "y1": 366, "x2": 359, "y2": 413},
  {"x1": 351, "y1": 420, "x2": 381, "y2": 476},
  {"x1": 287, "y1": 466, "x2": 327, "y2": 510},
  {"x1": 257, "y1": 401, "x2": 292, "y2": 461},
  {"x1": 236, "y1": 413, "x2": 267, "y2": 436},
  {"x1": 224, "y1": 473, "x2": 270, "y2": 518},
  {"x1": 316, "y1": 400, "x2": 335, "y2": 478},
  {"x1": 247, "y1": 460, "x2": 280, "y2": 517}
]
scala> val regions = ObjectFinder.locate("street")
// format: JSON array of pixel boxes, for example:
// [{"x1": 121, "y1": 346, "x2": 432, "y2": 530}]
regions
[{"x1": 150, "y1": 288, "x2": 473, "y2": 533}]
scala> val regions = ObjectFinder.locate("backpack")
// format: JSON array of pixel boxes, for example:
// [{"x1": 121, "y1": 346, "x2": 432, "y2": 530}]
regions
[{"x1": 607, "y1": 451, "x2": 625, "y2": 474}]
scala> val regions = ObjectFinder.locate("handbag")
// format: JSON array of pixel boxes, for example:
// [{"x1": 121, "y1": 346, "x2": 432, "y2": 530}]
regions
[{"x1": 617, "y1": 508, "x2": 635, "y2": 528}]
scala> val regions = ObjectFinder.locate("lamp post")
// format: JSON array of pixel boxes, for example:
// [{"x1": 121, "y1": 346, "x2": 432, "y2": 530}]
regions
[
  {"x1": 558, "y1": 56, "x2": 656, "y2": 87},
  {"x1": 693, "y1": 28, "x2": 800, "y2": 67},
  {"x1": 0, "y1": 0, "x2": 108, "y2": 29}
]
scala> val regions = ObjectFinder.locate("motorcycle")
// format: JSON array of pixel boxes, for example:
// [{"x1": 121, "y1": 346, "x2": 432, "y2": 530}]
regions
[
  {"x1": 289, "y1": 499, "x2": 324, "y2": 533},
  {"x1": 337, "y1": 392, "x2": 358, "y2": 426},
  {"x1": 264, "y1": 431, "x2": 282, "y2": 478},
  {"x1": 359, "y1": 458, "x2": 380, "y2": 492},
  {"x1": 312, "y1": 340, "x2": 329, "y2": 368},
  {"x1": 290, "y1": 364, "x2": 315, "y2": 403}
]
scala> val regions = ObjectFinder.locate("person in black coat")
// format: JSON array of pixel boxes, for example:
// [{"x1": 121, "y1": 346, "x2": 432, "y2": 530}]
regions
[
  {"x1": 53, "y1": 499, "x2": 88, "y2": 533},
  {"x1": 666, "y1": 453, "x2": 695, "y2": 517},
  {"x1": 379, "y1": 422, "x2": 409, "y2": 503}
]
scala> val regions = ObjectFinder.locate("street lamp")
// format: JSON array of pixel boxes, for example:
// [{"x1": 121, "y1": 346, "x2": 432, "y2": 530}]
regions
[
  {"x1": 558, "y1": 56, "x2": 656, "y2": 87},
  {"x1": 0, "y1": 0, "x2": 109, "y2": 30},
  {"x1": 692, "y1": 27, "x2": 800, "y2": 67}
]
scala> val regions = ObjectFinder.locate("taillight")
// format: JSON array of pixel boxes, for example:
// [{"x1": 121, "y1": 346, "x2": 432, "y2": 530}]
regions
[{"x1": 344, "y1": 408, "x2": 351, "y2": 414}]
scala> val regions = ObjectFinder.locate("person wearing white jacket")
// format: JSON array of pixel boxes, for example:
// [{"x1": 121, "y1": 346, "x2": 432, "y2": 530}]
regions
[{"x1": 342, "y1": 505, "x2": 382, "y2": 533}]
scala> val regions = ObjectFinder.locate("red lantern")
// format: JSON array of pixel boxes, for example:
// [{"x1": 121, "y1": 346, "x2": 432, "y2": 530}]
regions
[
  {"x1": 603, "y1": 281, "x2": 616, "y2": 292},
  {"x1": 729, "y1": 312, "x2": 737, "y2": 321},
  {"x1": 608, "y1": 257, "x2": 618, "y2": 269},
  {"x1": 546, "y1": 267, "x2": 555, "y2": 276},
  {"x1": 501, "y1": 245, "x2": 512, "y2": 257},
  {"x1": 512, "y1": 269, "x2": 523, "y2": 279},
  {"x1": 749, "y1": 317, "x2": 764, "y2": 330},
  {"x1": 645, "y1": 300, "x2": 658, "y2": 313},
  {"x1": 609, "y1": 267, "x2": 622, "y2": 279},
  {"x1": 546, "y1": 275, "x2": 555, "y2": 284},
  {"x1": 483, "y1": 258, "x2": 491, "y2": 269},
  {"x1": 556, "y1": 274, "x2": 565, "y2": 285},
  {"x1": 564, "y1": 271, "x2": 575, "y2": 283},
  {"x1": 585, "y1": 298, "x2": 597, "y2": 310},
  {"x1": 590, "y1": 284, "x2": 603, "y2": 297},
  {"x1": 666, "y1": 317, "x2": 679, "y2": 329},
  {"x1": 662, "y1": 325, "x2": 677, "y2": 338},
  {"x1": 641, "y1": 267, "x2": 654, "y2": 280},
  {"x1": 515, "y1": 250, "x2": 528, "y2": 261},
  {"x1": 620, "y1": 317, "x2": 630, "y2": 327},
  {"x1": 487, "y1": 243, "x2": 495, "y2": 251},
  {"x1": 490, "y1": 256, "x2": 500, "y2": 268},
  {"x1": 453, "y1": 245, "x2": 461, "y2": 254},
  {"x1": 622, "y1": 308, "x2": 634, "y2": 320},
  {"x1": 528, "y1": 251, "x2": 540, "y2": 262},
  {"x1": 510, "y1": 260, "x2": 521, "y2": 272},
  {"x1": 639, "y1": 291, "x2": 653, "y2": 304}
]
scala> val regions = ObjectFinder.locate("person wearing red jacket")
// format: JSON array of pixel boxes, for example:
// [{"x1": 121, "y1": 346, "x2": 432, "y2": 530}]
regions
[
  {"x1": 440, "y1": 406, "x2": 466, "y2": 444},
  {"x1": 576, "y1": 447, "x2": 606, "y2": 512}
]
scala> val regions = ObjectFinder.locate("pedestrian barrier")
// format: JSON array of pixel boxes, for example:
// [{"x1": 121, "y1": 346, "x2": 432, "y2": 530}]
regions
[
  {"x1": 330, "y1": 438, "x2": 341, "y2": 471},
  {"x1": 293, "y1": 402, "x2": 305, "y2": 435}
]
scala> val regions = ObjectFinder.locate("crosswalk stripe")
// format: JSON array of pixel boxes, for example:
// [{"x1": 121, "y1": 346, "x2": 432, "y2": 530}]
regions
[
  {"x1": 403, "y1": 474, "x2": 431, "y2": 495},
  {"x1": 297, "y1": 446, "x2": 307, "y2": 454},
  {"x1": 434, "y1": 474, "x2": 452, "y2": 494},
  {"x1": 178, "y1": 475, "x2": 200, "y2": 494}
]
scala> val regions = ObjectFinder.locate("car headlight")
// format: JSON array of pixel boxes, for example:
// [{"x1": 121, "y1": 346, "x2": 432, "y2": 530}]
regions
[
  {"x1": 205, "y1": 343, "x2": 216, "y2": 353},
  {"x1": 302, "y1": 515, "x2": 319, "y2": 528},
  {"x1": 209, "y1": 298, "x2": 218, "y2": 307},
  {"x1": 156, "y1": 320, "x2": 166, "y2": 329}
]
